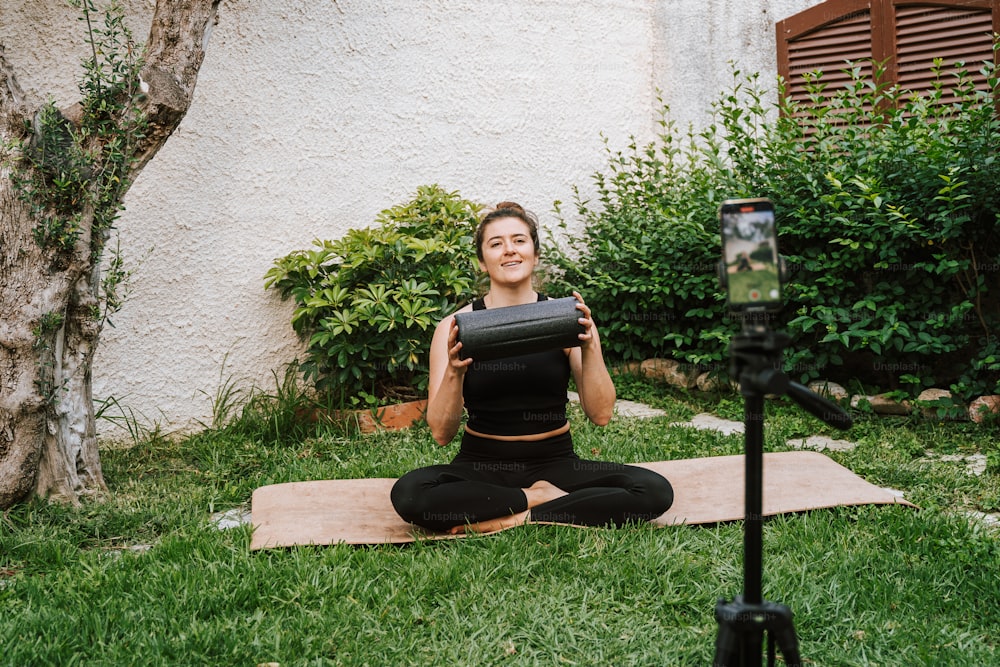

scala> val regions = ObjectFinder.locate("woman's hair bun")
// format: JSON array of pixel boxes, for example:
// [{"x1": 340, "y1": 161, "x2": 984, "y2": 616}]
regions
[{"x1": 494, "y1": 201, "x2": 525, "y2": 213}]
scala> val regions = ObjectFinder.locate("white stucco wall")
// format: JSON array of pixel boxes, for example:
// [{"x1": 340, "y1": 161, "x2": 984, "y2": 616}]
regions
[
  {"x1": 653, "y1": 0, "x2": 819, "y2": 131},
  {"x1": 1, "y1": 0, "x2": 819, "y2": 434}
]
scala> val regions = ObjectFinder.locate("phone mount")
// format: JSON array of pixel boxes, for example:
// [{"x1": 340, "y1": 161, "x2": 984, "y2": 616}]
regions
[{"x1": 713, "y1": 262, "x2": 853, "y2": 667}]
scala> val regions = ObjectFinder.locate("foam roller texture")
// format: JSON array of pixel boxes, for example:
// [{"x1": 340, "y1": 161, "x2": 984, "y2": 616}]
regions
[{"x1": 454, "y1": 297, "x2": 584, "y2": 362}]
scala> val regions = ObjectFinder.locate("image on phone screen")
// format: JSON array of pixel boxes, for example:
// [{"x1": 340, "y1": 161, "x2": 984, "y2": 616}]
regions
[{"x1": 720, "y1": 199, "x2": 781, "y2": 311}]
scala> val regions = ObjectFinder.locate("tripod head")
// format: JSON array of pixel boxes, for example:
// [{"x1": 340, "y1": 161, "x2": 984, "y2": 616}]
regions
[{"x1": 729, "y1": 320, "x2": 853, "y2": 432}]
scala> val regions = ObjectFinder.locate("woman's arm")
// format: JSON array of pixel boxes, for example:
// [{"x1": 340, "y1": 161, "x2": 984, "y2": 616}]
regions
[
  {"x1": 426, "y1": 313, "x2": 473, "y2": 445},
  {"x1": 568, "y1": 292, "x2": 616, "y2": 426}
]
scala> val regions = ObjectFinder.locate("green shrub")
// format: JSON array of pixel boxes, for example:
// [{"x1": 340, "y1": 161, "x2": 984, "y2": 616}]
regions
[
  {"x1": 546, "y1": 76, "x2": 773, "y2": 373},
  {"x1": 547, "y1": 51, "x2": 1000, "y2": 399},
  {"x1": 265, "y1": 185, "x2": 481, "y2": 405}
]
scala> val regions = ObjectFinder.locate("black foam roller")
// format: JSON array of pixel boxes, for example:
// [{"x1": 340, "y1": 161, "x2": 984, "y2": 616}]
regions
[{"x1": 454, "y1": 296, "x2": 584, "y2": 362}]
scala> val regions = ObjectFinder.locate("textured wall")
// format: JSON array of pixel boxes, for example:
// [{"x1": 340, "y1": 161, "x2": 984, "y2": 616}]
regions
[
  {"x1": 1, "y1": 0, "x2": 817, "y2": 433},
  {"x1": 653, "y1": 0, "x2": 818, "y2": 131}
]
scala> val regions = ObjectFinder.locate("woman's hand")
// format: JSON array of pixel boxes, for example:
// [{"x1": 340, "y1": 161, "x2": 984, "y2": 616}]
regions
[
  {"x1": 446, "y1": 318, "x2": 474, "y2": 372},
  {"x1": 569, "y1": 291, "x2": 616, "y2": 426},
  {"x1": 427, "y1": 313, "x2": 473, "y2": 445},
  {"x1": 573, "y1": 290, "x2": 600, "y2": 351}
]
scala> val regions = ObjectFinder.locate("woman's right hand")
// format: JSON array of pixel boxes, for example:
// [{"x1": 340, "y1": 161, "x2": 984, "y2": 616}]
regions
[
  {"x1": 446, "y1": 318, "x2": 474, "y2": 373},
  {"x1": 427, "y1": 313, "x2": 474, "y2": 445}
]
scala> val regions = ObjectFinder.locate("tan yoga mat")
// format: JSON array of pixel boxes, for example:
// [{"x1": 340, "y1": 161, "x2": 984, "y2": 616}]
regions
[{"x1": 249, "y1": 451, "x2": 915, "y2": 549}]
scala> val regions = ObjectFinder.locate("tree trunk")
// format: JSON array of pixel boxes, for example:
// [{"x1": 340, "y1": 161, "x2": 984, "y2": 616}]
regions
[{"x1": 0, "y1": 0, "x2": 221, "y2": 509}]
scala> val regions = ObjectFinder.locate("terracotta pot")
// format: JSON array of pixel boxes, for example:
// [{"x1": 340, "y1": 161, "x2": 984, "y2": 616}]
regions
[{"x1": 341, "y1": 399, "x2": 428, "y2": 434}]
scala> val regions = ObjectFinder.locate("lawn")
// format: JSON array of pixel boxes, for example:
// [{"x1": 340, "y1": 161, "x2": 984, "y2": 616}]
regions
[{"x1": 1, "y1": 377, "x2": 998, "y2": 666}]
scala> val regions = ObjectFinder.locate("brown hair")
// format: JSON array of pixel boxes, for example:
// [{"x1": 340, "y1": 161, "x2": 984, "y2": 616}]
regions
[{"x1": 474, "y1": 201, "x2": 540, "y2": 261}]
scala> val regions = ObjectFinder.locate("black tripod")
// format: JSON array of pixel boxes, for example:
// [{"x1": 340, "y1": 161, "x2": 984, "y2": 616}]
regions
[{"x1": 713, "y1": 320, "x2": 853, "y2": 667}]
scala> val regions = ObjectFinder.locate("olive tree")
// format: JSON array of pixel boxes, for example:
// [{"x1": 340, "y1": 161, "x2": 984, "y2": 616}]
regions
[{"x1": 0, "y1": 0, "x2": 221, "y2": 508}]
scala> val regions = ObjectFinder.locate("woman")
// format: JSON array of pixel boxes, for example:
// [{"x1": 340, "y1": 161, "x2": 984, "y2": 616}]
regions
[{"x1": 390, "y1": 202, "x2": 673, "y2": 534}]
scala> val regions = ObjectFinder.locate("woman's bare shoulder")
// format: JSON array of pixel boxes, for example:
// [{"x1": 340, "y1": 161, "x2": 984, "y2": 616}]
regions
[{"x1": 434, "y1": 303, "x2": 474, "y2": 334}]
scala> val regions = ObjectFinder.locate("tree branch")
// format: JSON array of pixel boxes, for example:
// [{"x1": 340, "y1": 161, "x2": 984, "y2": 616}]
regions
[
  {"x1": 131, "y1": 0, "x2": 222, "y2": 172},
  {"x1": 0, "y1": 42, "x2": 28, "y2": 131}
]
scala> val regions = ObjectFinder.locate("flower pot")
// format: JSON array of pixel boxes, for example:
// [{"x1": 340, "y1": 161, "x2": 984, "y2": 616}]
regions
[{"x1": 342, "y1": 399, "x2": 428, "y2": 434}]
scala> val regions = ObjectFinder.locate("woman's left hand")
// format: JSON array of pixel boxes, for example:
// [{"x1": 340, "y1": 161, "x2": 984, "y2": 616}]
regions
[
  {"x1": 569, "y1": 290, "x2": 615, "y2": 425},
  {"x1": 573, "y1": 291, "x2": 598, "y2": 348}
]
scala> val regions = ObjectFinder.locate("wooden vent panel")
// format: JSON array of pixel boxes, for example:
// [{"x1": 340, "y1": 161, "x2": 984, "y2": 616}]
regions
[
  {"x1": 894, "y1": 4, "x2": 995, "y2": 100},
  {"x1": 777, "y1": 0, "x2": 999, "y2": 112},
  {"x1": 785, "y1": 10, "x2": 874, "y2": 105}
]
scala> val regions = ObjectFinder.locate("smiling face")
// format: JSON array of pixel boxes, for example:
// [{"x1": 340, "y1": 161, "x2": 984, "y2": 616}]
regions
[{"x1": 477, "y1": 216, "x2": 538, "y2": 287}]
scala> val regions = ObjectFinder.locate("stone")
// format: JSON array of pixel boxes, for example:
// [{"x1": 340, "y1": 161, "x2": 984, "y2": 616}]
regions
[
  {"x1": 640, "y1": 358, "x2": 699, "y2": 389},
  {"x1": 786, "y1": 435, "x2": 856, "y2": 452},
  {"x1": 614, "y1": 361, "x2": 644, "y2": 376},
  {"x1": 938, "y1": 453, "x2": 988, "y2": 477},
  {"x1": 613, "y1": 399, "x2": 667, "y2": 419},
  {"x1": 919, "y1": 452, "x2": 987, "y2": 477},
  {"x1": 917, "y1": 388, "x2": 952, "y2": 402},
  {"x1": 968, "y1": 395, "x2": 1000, "y2": 424},
  {"x1": 961, "y1": 510, "x2": 1000, "y2": 529},
  {"x1": 568, "y1": 391, "x2": 667, "y2": 419},
  {"x1": 670, "y1": 413, "x2": 745, "y2": 436},
  {"x1": 695, "y1": 372, "x2": 727, "y2": 392},
  {"x1": 851, "y1": 393, "x2": 912, "y2": 415},
  {"x1": 916, "y1": 388, "x2": 964, "y2": 420},
  {"x1": 211, "y1": 508, "x2": 251, "y2": 529},
  {"x1": 807, "y1": 381, "x2": 849, "y2": 401}
]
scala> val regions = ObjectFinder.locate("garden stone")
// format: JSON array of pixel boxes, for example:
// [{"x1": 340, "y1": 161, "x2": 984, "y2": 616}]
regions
[
  {"x1": 212, "y1": 507, "x2": 252, "y2": 529},
  {"x1": 614, "y1": 399, "x2": 667, "y2": 419},
  {"x1": 968, "y1": 395, "x2": 1000, "y2": 424},
  {"x1": 807, "y1": 380, "x2": 849, "y2": 401},
  {"x1": 916, "y1": 388, "x2": 963, "y2": 420},
  {"x1": 939, "y1": 453, "x2": 987, "y2": 477},
  {"x1": 851, "y1": 393, "x2": 912, "y2": 415},
  {"x1": 640, "y1": 358, "x2": 699, "y2": 389},
  {"x1": 696, "y1": 372, "x2": 727, "y2": 392},
  {"x1": 670, "y1": 413, "x2": 744, "y2": 436},
  {"x1": 786, "y1": 435, "x2": 856, "y2": 452},
  {"x1": 917, "y1": 388, "x2": 952, "y2": 402},
  {"x1": 101, "y1": 544, "x2": 153, "y2": 561},
  {"x1": 569, "y1": 391, "x2": 666, "y2": 419},
  {"x1": 920, "y1": 451, "x2": 987, "y2": 477},
  {"x1": 960, "y1": 510, "x2": 1000, "y2": 530},
  {"x1": 615, "y1": 361, "x2": 644, "y2": 376}
]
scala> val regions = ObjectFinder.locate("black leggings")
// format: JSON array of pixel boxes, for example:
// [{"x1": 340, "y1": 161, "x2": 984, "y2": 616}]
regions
[{"x1": 390, "y1": 431, "x2": 674, "y2": 532}]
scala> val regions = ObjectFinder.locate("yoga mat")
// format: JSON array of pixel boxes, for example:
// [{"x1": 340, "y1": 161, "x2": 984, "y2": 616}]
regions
[
  {"x1": 249, "y1": 451, "x2": 915, "y2": 549},
  {"x1": 454, "y1": 296, "x2": 584, "y2": 361}
]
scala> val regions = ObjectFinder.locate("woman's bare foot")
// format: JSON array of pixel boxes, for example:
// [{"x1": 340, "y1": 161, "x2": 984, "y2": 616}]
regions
[
  {"x1": 447, "y1": 480, "x2": 568, "y2": 535},
  {"x1": 523, "y1": 480, "x2": 568, "y2": 508},
  {"x1": 448, "y1": 509, "x2": 531, "y2": 535}
]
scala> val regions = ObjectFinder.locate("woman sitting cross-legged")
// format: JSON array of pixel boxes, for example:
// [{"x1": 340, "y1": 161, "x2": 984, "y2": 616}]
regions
[{"x1": 390, "y1": 201, "x2": 674, "y2": 534}]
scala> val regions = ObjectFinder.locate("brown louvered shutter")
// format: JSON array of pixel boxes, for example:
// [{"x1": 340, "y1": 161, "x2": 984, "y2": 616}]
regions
[
  {"x1": 777, "y1": 0, "x2": 999, "y2": 109},
  {"x1": 777, "y1": 0, "x2": 877, "y2": 107},
  {"x1": 891, "y1": 2, "x2": 997, "y2": 104}
]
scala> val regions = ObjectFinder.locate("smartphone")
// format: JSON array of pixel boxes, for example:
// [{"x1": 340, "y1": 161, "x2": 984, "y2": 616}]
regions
[{"x1": 719, "y1": 198, "x2": 782, "y2": 312}]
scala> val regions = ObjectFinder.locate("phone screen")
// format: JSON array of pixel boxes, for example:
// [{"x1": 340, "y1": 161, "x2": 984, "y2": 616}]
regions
[{"x1": 720, "y1": 198, "x2": 782, "y2": 311}]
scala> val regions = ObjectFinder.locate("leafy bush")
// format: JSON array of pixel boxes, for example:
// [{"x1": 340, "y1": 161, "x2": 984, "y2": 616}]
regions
[
  {"x1": 545, "y1": 77, "x2": 774, "y2": 373},
  {"x1": 265, "y1": 185, "x2": 481, "y2": 405},
  {"x1": 547, "y1": 51, "x2": 1000, "y2": 399}
]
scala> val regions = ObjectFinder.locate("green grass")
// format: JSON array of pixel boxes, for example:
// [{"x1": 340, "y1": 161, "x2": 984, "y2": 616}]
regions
[{"x1": 1, "y1": 378, "x2": 998, "y2": 666}]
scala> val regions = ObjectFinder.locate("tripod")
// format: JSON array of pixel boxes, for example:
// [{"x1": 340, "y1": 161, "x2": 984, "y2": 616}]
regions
[{"x1": 713, "y1": 319, "x2": 853, "y2": 667}]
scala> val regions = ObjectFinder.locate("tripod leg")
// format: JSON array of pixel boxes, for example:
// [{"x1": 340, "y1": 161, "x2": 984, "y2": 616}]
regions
[
  {"x1": 714, "y1": 597, "x2": 768, "y2": 667},
  {"x1": 765, "y1": 603, "x2": 801, "y2": 667},
  {"x1": 712, "y1": 599, "x2": 742, "y2": 667}
]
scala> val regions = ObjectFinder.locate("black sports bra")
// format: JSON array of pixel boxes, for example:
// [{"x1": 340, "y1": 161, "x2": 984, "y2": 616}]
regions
[{"x1": 462, "y1": 294, "x2": 571, "y2": 436}]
